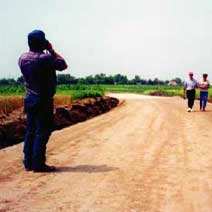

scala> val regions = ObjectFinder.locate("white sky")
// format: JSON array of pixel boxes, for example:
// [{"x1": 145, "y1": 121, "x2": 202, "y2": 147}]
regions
[{"x1": 1, "y1": 0, "x2": 212, "y2": 80}]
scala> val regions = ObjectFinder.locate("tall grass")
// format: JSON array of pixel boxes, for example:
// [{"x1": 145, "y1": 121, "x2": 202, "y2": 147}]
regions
[
  {"x1": 0, "y1": 96, "x2": 23, "y2": 115},
  {"x1": 0, "y1": 84, "x2": 105, "y2": 116},
  {"x1": 0, "y1": 95, "x2": 73, "y2": 115}
]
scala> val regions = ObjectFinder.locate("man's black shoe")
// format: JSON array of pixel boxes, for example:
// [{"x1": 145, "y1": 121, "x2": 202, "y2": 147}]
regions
[
  {"x1": 33, "y1": 164, "x2": 56, "y2": 173},
  {"x1": 25, "y1": 167, "x2": 32, "y2": 171}
]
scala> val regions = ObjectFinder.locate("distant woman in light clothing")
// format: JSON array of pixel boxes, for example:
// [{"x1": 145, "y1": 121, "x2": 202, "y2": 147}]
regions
[{"x1": 199, "y1": 73, "x2": 210, "y2": 111}]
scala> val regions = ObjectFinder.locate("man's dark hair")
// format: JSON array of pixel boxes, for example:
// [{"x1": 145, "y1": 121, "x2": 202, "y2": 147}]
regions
[
  {"x1": 203, "y1": 73, "x2": 208, "y2": 78},
  {"x1": 28, "y1": 30, "x2": 47, "y2": 52}
]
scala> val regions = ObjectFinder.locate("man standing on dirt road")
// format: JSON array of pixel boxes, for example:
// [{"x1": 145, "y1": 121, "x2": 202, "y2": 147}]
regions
[
  {"x1": 18, "y1": 30, "x2": 68, "y2": 172},
  {"x1": 183, "y1": 72, "x2": 198, "y2": 112}
]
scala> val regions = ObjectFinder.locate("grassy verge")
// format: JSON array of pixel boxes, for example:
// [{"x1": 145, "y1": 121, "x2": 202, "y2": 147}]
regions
[{"x1": 0, "y1": 85, "x2": 105, "y2": 115}]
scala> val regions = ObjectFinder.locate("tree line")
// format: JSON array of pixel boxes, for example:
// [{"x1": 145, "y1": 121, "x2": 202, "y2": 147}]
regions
[{"x1": 0, "y1": 74, "x2": 182, "y2": 86}]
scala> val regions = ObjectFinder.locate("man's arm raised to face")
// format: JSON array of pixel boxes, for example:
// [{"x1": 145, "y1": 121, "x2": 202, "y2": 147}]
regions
[{"x1": 46, "y1": 42, "x2": 68, "y2": 71}]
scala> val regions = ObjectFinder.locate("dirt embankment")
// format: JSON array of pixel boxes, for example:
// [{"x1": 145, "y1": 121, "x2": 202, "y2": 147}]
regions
[{"x1": 0, "y1": 96, "x2": 119, "y2": 149}]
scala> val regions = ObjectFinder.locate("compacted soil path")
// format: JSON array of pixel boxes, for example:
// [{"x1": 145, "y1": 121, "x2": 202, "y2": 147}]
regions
[{"x1": 1, "y1": 93, "x2": 212, "y2": 212}]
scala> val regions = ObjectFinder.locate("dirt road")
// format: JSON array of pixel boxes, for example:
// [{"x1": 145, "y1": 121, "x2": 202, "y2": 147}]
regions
[{"x1": 1, "y1": 93, "x2": 212, "y2": 212}]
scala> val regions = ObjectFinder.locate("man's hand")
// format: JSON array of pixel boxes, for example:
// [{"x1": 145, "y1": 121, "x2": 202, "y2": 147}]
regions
[
  {"x1": 46, "y1": 41, "x2": 57, "y2": 57},
  {"x1": 45, "y1": 41, "x2": 68, "y2": 70},
  {"x1": 46, "y1": 41, "x2": 53, "y2": 51}
]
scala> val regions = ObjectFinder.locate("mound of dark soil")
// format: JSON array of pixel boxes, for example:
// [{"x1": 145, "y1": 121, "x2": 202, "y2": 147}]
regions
[{"x1": 0, "y1": 96, "x2": 119, "y2": 149}]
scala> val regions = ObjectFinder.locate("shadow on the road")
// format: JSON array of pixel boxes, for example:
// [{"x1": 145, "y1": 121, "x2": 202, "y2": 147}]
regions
[
  {"x1": 55, "y1": 165, "x2": 119, "y2": 173},
  {"x1": 193, "y1": 110, "x2": 212, "y2": 113}
]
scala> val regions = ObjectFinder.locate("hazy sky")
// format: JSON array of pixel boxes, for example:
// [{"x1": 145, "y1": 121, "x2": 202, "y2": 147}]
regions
[{"x1": 1, "y1": 0, "x2": 212, "y2": 80}]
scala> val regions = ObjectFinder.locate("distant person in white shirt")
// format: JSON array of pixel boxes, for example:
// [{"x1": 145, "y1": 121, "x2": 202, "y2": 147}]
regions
[
  {"x1": 183, "y1": 72, "x2": 198, "y2": 112},
  {"x1": 199, "y1": 73, "x2": 210, "y2": 111}
]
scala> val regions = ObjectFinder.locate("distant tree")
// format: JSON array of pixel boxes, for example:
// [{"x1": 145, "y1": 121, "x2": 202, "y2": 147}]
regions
[
  {"x1": 159, "y1": 80, "x2": 166, "y2": 85},
  {"x1": 104, "y1": 75, "x2": 114, "y2": 84},
  {"x1": 78, "y1": 78, "x2": 86, "y2": 84},
  {"x1": 128, "y1": 79, "x2": 134, "y2": 85},
  {"x1": 153, "y1": 78, "x2": 159, "y2": 85},
  {"x1": 94, "y1": 73, "x2": 114, "y2": 84},
  {"x1": 57, "y1": 74, "x2": 70, "y2": 84},
  {"x1": 94, "y1": 74, "x2": 106, "y2": 84},
  {"x1": 85, "y1": 75, "x2": 95, "y2": 84},
  {"x1": 0, "y1": 74, "x2": 184, "y2": 86},
  {"x1": 140, "y1": 79, "x2": 147, "y2": 85},
  {"x1": 16, "y1": 76, "x2": 25, "y2": 84},
  {"x1": 147, "y1": 79, "x2": 153, "y2": 85},
  {"x1": 69, "y1": 75, "x2": 78, "y2": 84},
  {"x1": 57, "y1": 74, "x2": 78, "y2": 84},
  {"x1": 173, "y1": 77, "x2": 182, "y2": 85},
  {"x1": 0, "y1": 78, "x2": 16, "y2": 86},
  {"x1": 131, "y1": 75, "x2": 141, "y2": 84},
  {"x1": 113, "y1": 74, "x2": 128, "y2": 84}
]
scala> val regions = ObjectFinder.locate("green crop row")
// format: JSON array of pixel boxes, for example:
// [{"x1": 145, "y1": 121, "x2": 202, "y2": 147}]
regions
[{"x1": 1, "y1": 84, "x2": 212, "y2": 99}]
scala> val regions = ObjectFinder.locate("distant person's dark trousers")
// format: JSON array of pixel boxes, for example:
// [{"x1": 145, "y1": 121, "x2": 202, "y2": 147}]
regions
[
  {"x1": 200, "y1": 91, "x2": 208, "y2": 110},
  {"x1": 23, "y1": 94, "x2": 54, "y2": 170},
  {"x1": 186, "y1": 89, "x2": 196, "y2": 109}
]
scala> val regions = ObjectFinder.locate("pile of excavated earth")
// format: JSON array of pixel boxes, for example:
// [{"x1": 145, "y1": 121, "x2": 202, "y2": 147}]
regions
[{"x1": 0, "y1": 96, "x2": 119, "y2": 149}]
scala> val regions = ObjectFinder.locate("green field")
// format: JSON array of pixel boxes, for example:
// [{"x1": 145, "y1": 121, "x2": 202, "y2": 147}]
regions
[
  {"x1": 1, "y1": 84, "x2": 212, "y2": 115},
  {"x1": 0, "y1": 84, "x2": 104, "y2": 99},
  {"x1": 101, "y1": 84, "x2": 212, "y2": 99},
  {"x1": 101, "y1": 84, "x2": 184, "y2": 97},
  {"x1": 1, "y1": 84, "x2": 212, "y2": 98}
]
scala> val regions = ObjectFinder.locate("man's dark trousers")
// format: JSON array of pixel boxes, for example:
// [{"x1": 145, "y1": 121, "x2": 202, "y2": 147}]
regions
[
  {"x1": 23, "y1": 95, "x2": 54, "y2": 170},
  {"x1": 186, "y1": 89, "x2": 196, "y2": 109}
]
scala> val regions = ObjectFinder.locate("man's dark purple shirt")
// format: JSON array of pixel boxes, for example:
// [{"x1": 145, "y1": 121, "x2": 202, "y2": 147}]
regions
[{"x1": 18, "y1": 51, "x2": 67, "y2": 98}]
